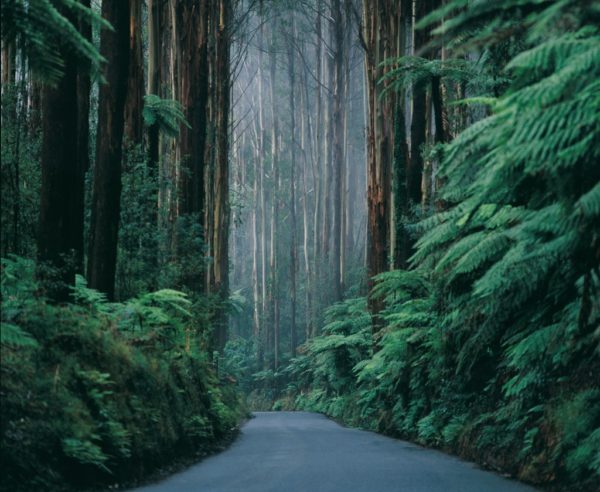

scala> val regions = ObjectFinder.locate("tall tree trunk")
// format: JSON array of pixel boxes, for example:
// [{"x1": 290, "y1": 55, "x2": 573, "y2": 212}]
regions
[
  {"x1": 147, "y1": 0, "x2": 161, "y2": 175},
  {"x1": 362, "y1": 0, "x2": 397, "y2": 332},
  {"x1": 37, "y1": 4, "x2": 84, "y2": 301},
  {"x1": 1, "y1": 42, "x2": 15, "y2": 94},
  {"x1": 392, "y1": 94, "x2": 410, "y2": 268},
  {"x1": 257, "y1": 3, "x2": 268, "y2": 346},
  {"x1": 268, "y1": 27, "x2": 280, "y2": 370},
  {"x1": 341, "y1": 1, "x2": 352, "y2": 293},
  {"x1": 331, "y1": 0, "x2": 345, "y2": 301},
  {"x1": 299, "y1": 53, "x2": 313, "y2": 341},
  {"x1": 430, "y1": 0, "x2": 447, "y2": 210},
  {"x1": 74, "y1": 0, "x2": 91, "y2": 275},
  {"x1": 87, "y1": 0, "x2": 130, "y2": 300},
  {"x1": 177, "y1": 0, "x2": 210, "y2": 291},
  {"x1": 288, "y1": 21, "x2": 298, "y2": 356},
  {"x1": 209, "y1": 0, "x2": 231, "y2": 352},
  {"x1": 166, "y1": 0, "x2": 180, "y2": 233},
  {"x1": 252, "y1": 118, "x2": 263, "y2": 363},
  {"x1": 408, "y1": 0, "x2": 429, "y2": 206},
  {"x1": 157, "y1": 0, "x2": 173, "y2": 240},
  {"x1": 392, "y1": 0, "x2": 411, "y2": 269},
  {"x1": 178, "y1": 0, "x2": 208, "y2": 218},
  {"x1": 12, "y1": 65, "x2": 24, "y2": 256},
  {"x1": 321, "y1": 14, "x2": 334, "y2": 267},
  {"x1": 124, "y1": 0, "x2": 144, "y2": 145},
  {"x1": 312, "y1": 0, "x2": 323, "y2": 336},
  {"x1": 145, "y1": 0, "x2": 162, "y2": 290}
]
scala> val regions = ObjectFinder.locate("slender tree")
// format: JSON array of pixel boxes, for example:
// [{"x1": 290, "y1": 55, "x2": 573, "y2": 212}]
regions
[
  {"x1": 299, "y1": 44, "x2": 314, "y2": 340},
  {"x1": 408, "y1": 0, "x2": 430, "y2": 206},
  {"x1": 392, "y1": 0, "x2": 411, "y2": 269},
  {"x1": 331, "y1": 0, "x2": 346, "y2": 301},
  {"x1": 258, "y1": 4, "x2": 268, "y2": 342},
  {"x1": 288, "y1": 17, "x2": 298, "y2": 355},
  {"x1": 312, "y1": 0, "x2": 324, "y2": 336},
  {"x1": 251, "y1": 111, "x2": 263, "y2": 363},
  {"x1": 209, "y1": 0, "x2": 232, "y2": 352},
  {"x1": 268, "y1": 23, "x2": 280, "y2": 369}
]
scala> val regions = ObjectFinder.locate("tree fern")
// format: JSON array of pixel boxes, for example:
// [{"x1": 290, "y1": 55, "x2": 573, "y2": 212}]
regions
[
  {"x1": 142, "y1": 95, "x2": 190, "y2": 138},
  {"x1": 279, "y1": 1, "x2": 599, "y2": 487},
  {"x1": 1, "y1": 0, "x2": 108, "y2": 83}
]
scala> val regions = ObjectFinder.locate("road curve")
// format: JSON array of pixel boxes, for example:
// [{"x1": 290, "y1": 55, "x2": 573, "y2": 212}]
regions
[{"x1": 132, "y1": 411, "x2": 537, "y2": 492}]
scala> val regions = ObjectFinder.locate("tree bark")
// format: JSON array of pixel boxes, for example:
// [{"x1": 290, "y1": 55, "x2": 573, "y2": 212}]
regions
[
  {"x1": 1, "y1": 42, "x2": 15, "y2": 94},
  {"x1": 362, "y1": 0, "x2": 399, "y2": 332},
  {"x1": 408, "y1": 0, "x2": 429, "y2": 206},
  {"x1": 288, "y1": 19, "x2": 298, "y2": 356},
  {"x1": 178, "y1": 0, "x2": 209, "y2": 221},
  {"x1": 331, "y1": 0, "x2": 346, "y2": 301},
  {"x1": 124, "y1": 0, "x2": 144, "y2": 145},
  {"x1": 37, "y1": 3, "x2": 85, "y2": 301},
  {"x1": 312, "y1": 0, "x2": 324, "y2": 336},
  {"x1": 392, "y1": 0, "x2": 411, "y2": 269},
  {"x1": 299, "y1": 50, "x2": 313, "y2": 341},
  {"x1": 251, "y1": 116, "x2": 263, "y2": 363},
  {"x1": 147, "y1": 0, "x2": 161, "y2": 174},
  {"x1": 209, "y1": 0, "x2": 231, "y2": 352},
  {"x1": 74, "y1": 0, "x2": 91, "y2": 275},
  {"x1": 268, "y1": 26, "x2": 280, "y2": 370},
  {"x1": 87, "y1": 0, "x2": 130, "y2": 300},
  {"x1": 257, "y1": 4, "x2": 268, "y2": 362},
  {"x1": 321, "y1": 14, "x2": 334, "y2": 266}
]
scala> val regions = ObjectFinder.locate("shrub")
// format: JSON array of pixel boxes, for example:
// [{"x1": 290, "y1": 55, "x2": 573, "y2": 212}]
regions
[{"x1": 0, "y1": 256, "x2": 244, "y2": 491}]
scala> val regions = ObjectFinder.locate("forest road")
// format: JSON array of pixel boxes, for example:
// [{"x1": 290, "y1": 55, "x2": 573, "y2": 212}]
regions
[{"x1": 132, "y1": 411, "x2": 537, "y2": 492}]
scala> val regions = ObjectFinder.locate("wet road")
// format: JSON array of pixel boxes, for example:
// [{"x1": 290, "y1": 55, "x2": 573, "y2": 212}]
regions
[{"x1": 132, "y1": 411, "x2": 537, "y2": 492}]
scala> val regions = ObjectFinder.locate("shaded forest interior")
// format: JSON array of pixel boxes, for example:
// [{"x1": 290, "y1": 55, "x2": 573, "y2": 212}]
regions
[{"x1": 1, "y1": 1, "x2": 599, "y2": 491}]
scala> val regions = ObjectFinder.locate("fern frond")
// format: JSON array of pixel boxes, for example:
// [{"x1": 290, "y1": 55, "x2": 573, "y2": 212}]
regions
[
  {"x1": 143, "y1": 95, "x2": 190, "y2": 138},
  {"x1": 1, "y1": 0, "x2": 108, "y2": 83},
  {"x1": 0, "y1": 322, "x2": 39, "y2": 348}
]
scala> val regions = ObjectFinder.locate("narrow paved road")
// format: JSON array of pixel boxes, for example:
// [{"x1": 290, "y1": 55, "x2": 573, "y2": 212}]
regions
[{"x1": 133, "y1": 411, "x2": 537, "y2": 492}]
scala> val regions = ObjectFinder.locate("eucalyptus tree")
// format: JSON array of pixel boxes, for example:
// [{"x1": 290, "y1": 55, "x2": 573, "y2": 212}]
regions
[{"x1": 87, "y1": 0, "x2": 131, "y2": 299}]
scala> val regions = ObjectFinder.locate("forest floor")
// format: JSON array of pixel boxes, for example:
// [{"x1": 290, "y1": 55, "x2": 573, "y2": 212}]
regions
[{"x1": 130, "y1": 412, "x2": 538, "y2": 492}]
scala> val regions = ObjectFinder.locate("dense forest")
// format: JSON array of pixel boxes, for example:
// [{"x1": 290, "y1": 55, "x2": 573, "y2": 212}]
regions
[{"x1": 1, "y1": 0, "x2": 599, "y2": 491}]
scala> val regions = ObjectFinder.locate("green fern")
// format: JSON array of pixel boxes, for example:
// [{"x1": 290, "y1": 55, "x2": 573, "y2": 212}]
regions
[
  {"x1": 142, "y1": 95, "x2": 190, "y2": 138},
  {"x1": 1, "y1": 0, "x2": 108, "y2": 83},
  {"x1": 0, "y1": 322, "x2": 38, "y2": 348}
]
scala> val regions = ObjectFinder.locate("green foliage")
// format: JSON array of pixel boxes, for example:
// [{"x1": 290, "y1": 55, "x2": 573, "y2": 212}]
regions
[
  {"x1": 548, "y1": 390, "x2": 600, "y2": 478},
  {"x1": 566, "y1": 428, "x2": 600, "y2": 479},
  {"x1": 159, "y1": 213, "x2": 209, "y2": 291},
  {"x1": 1, "y1": 0, "x2": 108, "y2": 83},
  {"x1": 143, "y1": 95, "x2": 190, "y2": 138},
  {"x1": 116, "y1": 146, "x2": 161, "y2": 299},
  {"x1": 0, "y1": 322, "x2": 39, "y2": 348},
  {"x1": 277, "y1": 1, "x2": 600, "y2": 490},
  {"x1": 275, "y1": 298, "x2": 371, "y2": 420},
  {"x1": 0, "y1": 85, "x2": 41, "y2": 258},
  {"x1": 221, "y1": 337, "x2": 258, "y2": 394},
  {"x1": 381, "y1": 55, "x2": 508, "y2": 102},
  {"x1": 62, "y1": 437, "x2": 110, "y2": 473},
  {"x1": 0, "y1": 256, "x2": 244, "y2": 492}
]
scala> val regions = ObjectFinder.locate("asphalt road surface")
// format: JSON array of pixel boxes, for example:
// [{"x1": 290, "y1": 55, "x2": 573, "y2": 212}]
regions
[{"x1": 133, "y1": 411, "x2": 537, "y2": 492}]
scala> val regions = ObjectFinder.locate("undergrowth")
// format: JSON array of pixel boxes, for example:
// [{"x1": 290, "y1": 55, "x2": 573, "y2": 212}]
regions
[
  {"x1": 0, "y1": 256, "x2": 245, "y2": 491},
  {"x1": 274, "y1": 2, "x2": 600, "y2": 491}
]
